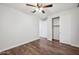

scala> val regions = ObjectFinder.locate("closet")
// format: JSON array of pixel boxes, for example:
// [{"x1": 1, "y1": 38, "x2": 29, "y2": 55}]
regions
[{"x1": 52, "y1": 17, "x2": 60, "y2": 41}]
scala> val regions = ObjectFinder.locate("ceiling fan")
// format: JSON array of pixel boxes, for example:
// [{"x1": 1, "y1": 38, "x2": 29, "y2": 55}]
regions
[{"x1": 26, "y1": 3, "x2": 53, "y2": 14}]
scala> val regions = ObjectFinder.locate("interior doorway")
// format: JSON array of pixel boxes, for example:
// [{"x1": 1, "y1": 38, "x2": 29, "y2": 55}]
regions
[{"x1": 52, "y1": 16, "x2": 60, "y2": 41}]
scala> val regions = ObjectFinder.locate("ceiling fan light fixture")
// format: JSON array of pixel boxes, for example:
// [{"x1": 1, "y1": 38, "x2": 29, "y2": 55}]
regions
[
  {"x1": 35, "y1": 8, "x2": 39, "y2": 11},
  {"x1": 40, "y1": 7, "x2": 43, "y2": 10},
  {"x1": 35, "y1": 7, "x2": 43, "y2": 12},
  {"x1": 39, "y1": 7, "x2": 43, "y2": 12}
]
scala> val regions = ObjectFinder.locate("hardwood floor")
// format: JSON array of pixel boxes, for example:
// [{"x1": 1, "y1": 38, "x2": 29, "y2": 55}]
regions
[{"x1": 0, "y1": 39, "x2": 79, "y2": 55}]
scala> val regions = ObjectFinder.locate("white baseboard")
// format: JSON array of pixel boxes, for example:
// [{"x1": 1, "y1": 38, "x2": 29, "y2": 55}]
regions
[
  {"x1": 60, "y1": 40, "x2": 79, "y2": 48},
  {"x1": 0, "y1": 38, "x2": 39, "y2": 53}
]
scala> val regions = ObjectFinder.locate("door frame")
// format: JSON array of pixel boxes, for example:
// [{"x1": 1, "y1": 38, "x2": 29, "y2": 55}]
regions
[{"x1": 52, "y1": 16, "x2": 60, "y2": 41}]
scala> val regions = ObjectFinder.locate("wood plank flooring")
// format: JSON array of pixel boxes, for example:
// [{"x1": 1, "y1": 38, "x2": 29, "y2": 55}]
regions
[{"x1": 0, "y1": 39, "x2": 79, "y2": 55}]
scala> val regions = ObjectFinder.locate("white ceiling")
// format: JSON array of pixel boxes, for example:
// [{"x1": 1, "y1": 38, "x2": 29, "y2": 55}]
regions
[{"x1": 0, "y1": 3, "x2": 78, "y2": 18}]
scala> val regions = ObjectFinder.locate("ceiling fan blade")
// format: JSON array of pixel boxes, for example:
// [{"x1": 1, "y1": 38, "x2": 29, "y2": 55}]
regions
[
  {"x1": 42, "y1": 10, "x2": 45, "y2": 14},
  {"x1": 26, "y1": 4, "x2": 36, "y2": 7},
  {"x1": 32, "y1": 10, "x2": 36, "y2": 13},
  {"x1": 43, "y1": 4, "x2": 53, "y2": 8}
]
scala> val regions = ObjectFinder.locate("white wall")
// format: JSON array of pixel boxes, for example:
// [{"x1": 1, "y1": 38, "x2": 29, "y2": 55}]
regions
[
  {"x1": 39, "y1": 19, "x2": 48, "y2": 38},
  {"x1": 0, "y1": 5, "x2": 39, "y2": 52},
  {"x1": 47, "y1": 7, "x2": 79, "y2": 47}
]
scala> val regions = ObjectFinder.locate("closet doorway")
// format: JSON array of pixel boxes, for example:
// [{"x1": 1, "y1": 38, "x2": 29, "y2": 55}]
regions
[{"x1": 52, "y1": 16, "x2": 60, "y2": 41}]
